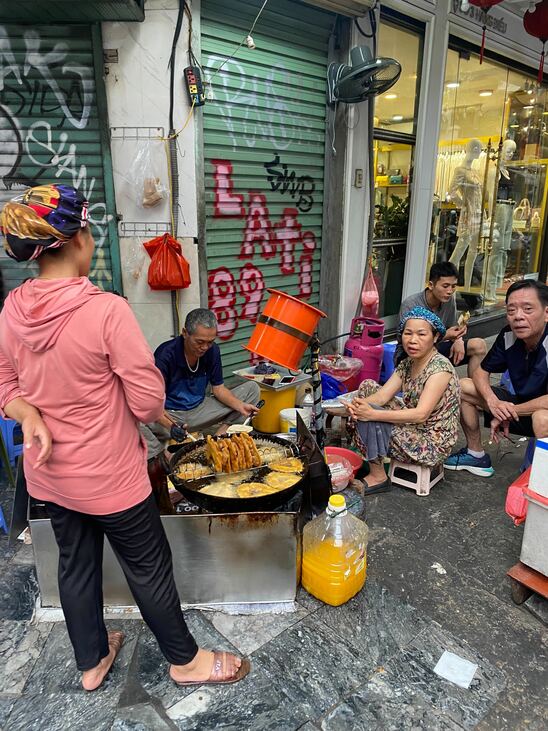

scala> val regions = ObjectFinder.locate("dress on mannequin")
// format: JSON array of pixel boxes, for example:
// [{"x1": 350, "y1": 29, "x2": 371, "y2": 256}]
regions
[
  {"x1": 485, "y1": 175, "x2": 514, "y2": 300},
  {"x1": 485, "y1": 140, "x2": 516, "y2": 302},
  {"x1": 448, "y1": 168, "x2": 483, "y2": 288},
  {"x1": 448, "y1": 140, "x2": 483, "y2": 289}
]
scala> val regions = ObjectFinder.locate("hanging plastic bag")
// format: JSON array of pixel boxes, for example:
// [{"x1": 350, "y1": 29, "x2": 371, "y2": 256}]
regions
[
  {"x1": 128, "y1": 140, "x2": 168, "y2": 208},
  {"x1": 143, "y1": 233, "x2": 191, "y2": 290},
  {"x1": 125, "y1": 239, "x2": 147, "y2": 281},
  {"x1": 361, "y1": 261, "x2": 379, "y2": 317}
]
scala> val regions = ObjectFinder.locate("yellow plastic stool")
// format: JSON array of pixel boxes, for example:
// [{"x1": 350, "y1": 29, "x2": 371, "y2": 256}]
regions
[{"x1": 252, "y1": 386, "x2": 297, "y2": 433}]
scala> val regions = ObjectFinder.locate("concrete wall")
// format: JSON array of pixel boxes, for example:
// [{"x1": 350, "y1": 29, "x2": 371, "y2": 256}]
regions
[{"x1": 102, "y1": 0, "x2": 200, "y2": 350}]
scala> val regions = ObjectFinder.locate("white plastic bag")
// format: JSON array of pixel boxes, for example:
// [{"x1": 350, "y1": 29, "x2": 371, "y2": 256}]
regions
[{"x1": 128, "y1": 140, "x2": 167, "y2": 208}]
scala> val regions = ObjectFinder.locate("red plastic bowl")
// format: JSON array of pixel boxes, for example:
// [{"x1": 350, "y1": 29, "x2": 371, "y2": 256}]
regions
[{"x1": 325, "y1": 446, "x2": 363, "y2": 478}]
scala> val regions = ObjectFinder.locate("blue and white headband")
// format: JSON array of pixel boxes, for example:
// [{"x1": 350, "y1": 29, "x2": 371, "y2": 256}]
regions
[{"x1": 398, "y1": 306, "x2": 446, "y2": 338}]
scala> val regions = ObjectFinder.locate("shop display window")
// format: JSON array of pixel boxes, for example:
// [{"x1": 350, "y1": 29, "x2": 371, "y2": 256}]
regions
[
  {"x1": 372, "y1": 17, "x2": 423, "y2": 319},
  {"x1": 431, "y1": 47, "x2": 548, "y2": 315}
]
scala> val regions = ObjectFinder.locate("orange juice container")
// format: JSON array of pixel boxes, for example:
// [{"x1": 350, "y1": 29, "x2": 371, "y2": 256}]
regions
[{"x1": 301, "y1": 494, "x2": 368, "y2": 606}]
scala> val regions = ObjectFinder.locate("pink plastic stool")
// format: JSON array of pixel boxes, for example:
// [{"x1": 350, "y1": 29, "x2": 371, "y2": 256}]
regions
[{"x1": 389, "y1": 460, "x2": 444, "y2": 496}]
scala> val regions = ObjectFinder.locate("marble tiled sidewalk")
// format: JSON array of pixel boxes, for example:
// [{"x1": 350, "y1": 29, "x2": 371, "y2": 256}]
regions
[{"x1": 0, "y1": 443, "x2": 546, "y2": 730}]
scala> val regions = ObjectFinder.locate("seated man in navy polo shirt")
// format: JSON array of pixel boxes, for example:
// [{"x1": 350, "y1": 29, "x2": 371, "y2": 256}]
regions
[
  {"x1": 445, "y1": 280, "x2": 548, "y2": 477},
  {"x1": 143, "y1": 308, "x2": 260, "y2": 456}
]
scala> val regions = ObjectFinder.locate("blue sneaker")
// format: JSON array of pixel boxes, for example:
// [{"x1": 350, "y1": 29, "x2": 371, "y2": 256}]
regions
[{"x1": 444, "y1": 448, "x2": 494, "y2": 477}]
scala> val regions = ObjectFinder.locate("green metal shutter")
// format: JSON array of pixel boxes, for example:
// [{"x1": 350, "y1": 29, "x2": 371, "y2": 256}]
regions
[
  {"x1": 0, "y1": 24, "x2": 120, "y2": 298},
  {"x1": 202, "y1": 0, "x2": 333, "y2": 374}
]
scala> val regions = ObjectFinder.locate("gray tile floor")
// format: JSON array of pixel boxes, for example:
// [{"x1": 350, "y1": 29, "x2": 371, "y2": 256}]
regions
[{"x1": 0, "y1": 435, "x2": 547, "y2": 730}]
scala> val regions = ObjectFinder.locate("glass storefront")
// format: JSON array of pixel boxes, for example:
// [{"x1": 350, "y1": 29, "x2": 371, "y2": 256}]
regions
[
  {"x1": 371, "y1": 17, "x2": 423, "y2": 321},
  {"x1": 431, "y1": 45, "x2": 548, "y2": 315}
]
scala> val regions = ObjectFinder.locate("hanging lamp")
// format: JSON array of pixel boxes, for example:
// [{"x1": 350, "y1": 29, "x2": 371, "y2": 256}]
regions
[
  {"x1": 461, "y1": 0, "x2": 505, "y2": 63},
  {"x1": 523, "y1": 0, "x2": 548, "y2": 82}
]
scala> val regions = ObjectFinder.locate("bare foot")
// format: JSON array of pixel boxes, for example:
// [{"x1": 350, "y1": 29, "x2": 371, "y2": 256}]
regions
[
  {"x1": 215, "y1": 424, "x2": 230, "y2": 436},
  {"x1": 169, "y1": 648, "x2": 244, "y2": 685},
  {"x1": 81, "y1": 631, "x2": 125, "y2": 692}
]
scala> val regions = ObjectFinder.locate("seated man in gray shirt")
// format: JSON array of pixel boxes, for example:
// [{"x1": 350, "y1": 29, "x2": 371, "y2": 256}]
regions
[{"x1": 395, "y1": 262, "x2": 486, "y2": 376}]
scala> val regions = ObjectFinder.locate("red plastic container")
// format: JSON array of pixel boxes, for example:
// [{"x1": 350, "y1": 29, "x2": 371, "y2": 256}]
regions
[{"x1": 325, "y1": 446, "x2": 363, "y2": 478}]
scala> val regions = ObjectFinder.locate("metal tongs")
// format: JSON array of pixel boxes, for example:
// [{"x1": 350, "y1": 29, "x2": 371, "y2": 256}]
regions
[
  {"x1": 242, "y1": 399, "x2": 265, "y2": 427},
  {"x1": 167, "y1": 411, "x2": 197, "y2": 442}
]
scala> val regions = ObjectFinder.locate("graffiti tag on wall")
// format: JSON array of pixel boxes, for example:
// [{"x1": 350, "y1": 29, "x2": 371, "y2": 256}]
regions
[
  {"x1": 208, "y1": 159, "x2": 317, "y2": 341},
  {"x1": 0, "y1": 27, "x2": 112, "y2": 288},
  {"x1": 204, "y1": 56, "x2": 323, "y2": 152}
]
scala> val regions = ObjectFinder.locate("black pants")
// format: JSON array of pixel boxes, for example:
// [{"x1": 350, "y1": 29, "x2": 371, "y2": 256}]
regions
[{"x1": 45, "y1": 494, "x2": 198, "y2": 671}]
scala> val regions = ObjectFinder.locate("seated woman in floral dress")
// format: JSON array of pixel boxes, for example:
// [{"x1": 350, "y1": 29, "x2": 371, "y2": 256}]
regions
[{"x1": 346, "y1": 306, "x2": 460, "y2": 496}]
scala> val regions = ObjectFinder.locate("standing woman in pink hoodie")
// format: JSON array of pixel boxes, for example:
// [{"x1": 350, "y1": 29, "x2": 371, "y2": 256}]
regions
[{"x1": 0, "y1": 185, "x2": 249, "y2": 691}]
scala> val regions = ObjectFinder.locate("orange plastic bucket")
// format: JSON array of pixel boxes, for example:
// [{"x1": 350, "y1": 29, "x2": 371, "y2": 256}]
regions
[{"x1": 245, "y1": 289, "x2": 326, "y2": 370}]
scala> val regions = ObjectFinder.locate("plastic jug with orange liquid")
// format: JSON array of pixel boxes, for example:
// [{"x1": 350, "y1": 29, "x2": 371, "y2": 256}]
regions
[{"x1": 301, "y1": 494, "x2": 368, "y2": 606}]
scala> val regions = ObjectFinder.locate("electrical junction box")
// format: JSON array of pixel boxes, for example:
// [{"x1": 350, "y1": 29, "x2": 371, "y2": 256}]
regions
[{"x1": 184, "y1": 66, "x2": 206, "y2": 107}]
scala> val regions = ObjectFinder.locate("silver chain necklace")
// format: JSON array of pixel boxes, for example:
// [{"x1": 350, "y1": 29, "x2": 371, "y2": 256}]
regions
[{"x1": 185, "y1": 352, "x2": 200, "y2": 373}]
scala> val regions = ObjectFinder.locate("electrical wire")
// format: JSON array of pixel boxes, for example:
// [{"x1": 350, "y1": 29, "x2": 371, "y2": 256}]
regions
[
  {"x1": 168, "y1": 0, "x2": 186, "y2": 132},
  {"x1": 206, "y1": 0, "x2": 269, "y2": 85}
]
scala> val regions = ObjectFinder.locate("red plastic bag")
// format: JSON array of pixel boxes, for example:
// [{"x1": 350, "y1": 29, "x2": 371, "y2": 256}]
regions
[
  {"x1": 505, "y1": 467, "x2": 530, "y2": 526},
  {"x1": 361, "y1": 262, "x2": 379, "y2": 317},
  {"x1": 143, "y1": 233, "x2": 191, "y2": 291}
]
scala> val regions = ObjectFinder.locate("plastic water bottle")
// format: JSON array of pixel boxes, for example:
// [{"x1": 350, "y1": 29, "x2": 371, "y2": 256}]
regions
[
  {"x1": 301, "y1": 494, "x2": 368, "y2": 606},
  {"x1": 301, "y1": 387, "x2": 314, "y2": 427}
]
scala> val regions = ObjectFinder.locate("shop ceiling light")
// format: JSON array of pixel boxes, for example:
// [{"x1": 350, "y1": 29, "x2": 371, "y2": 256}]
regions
[
  {"x1": 524, "y1": 104, "x2": 535, "y2": 109},
  {"x1": 385, "y1": 93, "x2": 397, "y2": 99},
  {"x1": 392, "y1": 114, "x2": 403, "y2": 121},
  {"x1": 479, "y1": 90, "x2": 493, "y2": 96},
  {"x1": 446, "y1": 82, "x2": 460, "y2": 88}
]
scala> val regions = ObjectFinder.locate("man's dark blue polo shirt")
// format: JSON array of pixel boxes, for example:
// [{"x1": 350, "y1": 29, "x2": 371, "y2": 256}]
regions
[
  {"x1": 481, "y1": 324, "x2": 548, "y2": 403},
  {"x1": 154, "y1": 336, "x2": 223, "y2": 411}
]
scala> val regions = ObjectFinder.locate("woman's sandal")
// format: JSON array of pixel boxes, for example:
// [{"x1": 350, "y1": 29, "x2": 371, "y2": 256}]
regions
[
  {"x1": 82, "y1": 631, "x2": 125, "y2": 692},
  {"x1": 171, "y1": 650, "x2": 251, "y2": 687}
]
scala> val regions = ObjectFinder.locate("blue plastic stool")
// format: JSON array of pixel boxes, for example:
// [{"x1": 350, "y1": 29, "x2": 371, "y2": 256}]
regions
[
  {"x1": 500, "y1": 370, "x2": 515, "y2": 395},
  {"x1": 380, "y1": 341, "x2": 397, "y2": 384},
  {"x1": 0, "y1": 417, "x2": 24, "y2": 467}
]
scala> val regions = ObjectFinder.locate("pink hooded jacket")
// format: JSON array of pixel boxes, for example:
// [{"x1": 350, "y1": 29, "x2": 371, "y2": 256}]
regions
[{"x1": 0, "y1": 277, "x2": 165, "y2": 514}]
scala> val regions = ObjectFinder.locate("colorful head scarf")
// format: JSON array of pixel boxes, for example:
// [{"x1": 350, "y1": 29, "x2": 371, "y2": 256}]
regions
[
  {"x1": 0, "y1": 184, "x2": 89, "y2": 262},
  {"x1": 399, "y1": 306, "x2": 446, "y2": 338}
]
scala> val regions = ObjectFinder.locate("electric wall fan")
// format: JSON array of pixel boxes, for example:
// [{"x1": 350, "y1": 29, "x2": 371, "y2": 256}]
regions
[{"x1": 328, "y1": 46, "x2": 401, "y2": 104}]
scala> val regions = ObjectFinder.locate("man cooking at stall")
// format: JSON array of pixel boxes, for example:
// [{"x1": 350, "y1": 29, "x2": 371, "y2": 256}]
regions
[{"x1": 143, "y1": 308, "x2": 261, "y2": 458}]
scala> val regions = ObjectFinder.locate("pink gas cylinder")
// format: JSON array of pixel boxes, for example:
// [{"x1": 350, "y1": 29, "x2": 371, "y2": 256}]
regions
[{"x1": 343, "y1": 317, "x2": 384, "y2": 386}]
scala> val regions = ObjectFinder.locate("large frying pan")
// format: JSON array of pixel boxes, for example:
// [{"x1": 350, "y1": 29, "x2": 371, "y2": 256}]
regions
[{"x1": 169, "y1": 434, "x2": 308, "y2": 513}]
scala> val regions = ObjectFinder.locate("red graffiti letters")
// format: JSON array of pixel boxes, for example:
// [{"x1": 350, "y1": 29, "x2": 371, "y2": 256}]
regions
[
  {"x1": 212, "y1": 159, "x2": 245, "y2": 217},
  {"x1": 241, "y1": 192, "x2": 275, "y2": 259},
  {"x1": 207, "y1": 266, "x2": 237, "y2": 341},
  {"x1": 209, "y1": 159, "x2": 317, "y2": 346}
]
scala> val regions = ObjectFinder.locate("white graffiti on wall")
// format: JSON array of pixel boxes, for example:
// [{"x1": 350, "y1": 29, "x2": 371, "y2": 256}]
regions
[
  {"x1": 0, "y1": 27, "x2": 93, "y2": 129},
  {"x1": 205, "y1": 55, "x2": 323, "y2": 151},
  {"x1": 0, "y1": 26, "x2": 112, "y2": 290}
]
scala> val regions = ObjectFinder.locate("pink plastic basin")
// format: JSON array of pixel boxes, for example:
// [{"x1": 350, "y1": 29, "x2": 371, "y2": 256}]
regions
[{"x1": 325, "y1": 446, "x2": 363, "y2": 478}]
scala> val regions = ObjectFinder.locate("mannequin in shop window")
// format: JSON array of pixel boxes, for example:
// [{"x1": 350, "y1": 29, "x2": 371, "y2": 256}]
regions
[
  {"x1": 448, "y1": 138, "x2": 483, "y2": 289},
  {"x1": 484, "y1": 139, "x2": 517, "y2": 303}
]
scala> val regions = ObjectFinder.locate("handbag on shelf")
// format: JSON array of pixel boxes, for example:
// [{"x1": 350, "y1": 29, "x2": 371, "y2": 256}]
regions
[{"x1": 513, "y1": 198, "x2": 531, "y2": 222}]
